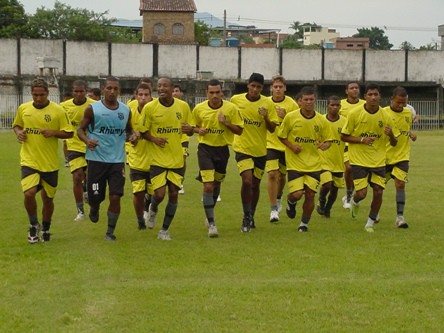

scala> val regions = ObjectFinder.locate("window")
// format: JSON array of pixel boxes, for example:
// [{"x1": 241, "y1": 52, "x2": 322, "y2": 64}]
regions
[
  {"x1": 154, "y1": 23, "x2": 165, "y2": 36},
  {"x1": 172, "y1": 23, "x2": 184, "y2": 35}
]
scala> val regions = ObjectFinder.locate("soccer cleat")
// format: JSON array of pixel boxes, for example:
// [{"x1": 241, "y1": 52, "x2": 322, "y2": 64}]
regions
[
  {"x1": 74, "y1": 212, "x2": 85, "y2": 222},
  {"x1": 105, "y1": 233, "x2": 117, "y2": 241},
  {"x1": 324, "y1": 209, "x2": 331, "y2": 218},
  {"x1": 269, "y1": 210, "x2": 279, "y2": 223},
  {"x1": 286, "y1": 202, "x2": 297, "y2": 219},
  {"x1": 27, "y1": 223, "x2": 41, "y2": 244},
  {"x1": 298, "y1": 225, "x2": 308, "y2": 232},
  {"x1": 178, "y1": 185, "x2": 185, "y2": 194},
  {"x1": 241, "y1": 216, "x2": 251, "y2": 233},
  {"x1": 374, "y1": 214, "x2": 381, "y2": 224},
  {"x1": 41, "y1": 230, "x2": 51, "y2": 242},
  {"x1": 396, "y1": 216, "x2": 409, "y2": 229},
  {"x1": 64, "y1": 159, "x2": 69, "y2": 167},
  {"x1": 316, "y1": 203, "x2": 325, "y2": 216},
  {"x1": 147, "y1": 204, "x2": 157, "y2": 229},
  {"x1": 217, "y1": 195, "x2": 222, "y2": 202},
  {"x1": 365, "y1": 226, "x2": 375, "y2": 233},
  {"x1": 89, "y1": 208, "x2": 99, "y2": 223},
  {"x1": 250, "y1": 216, "x2": 256, "y2": 229},
  {"x1": 138, "y1": 222, "x2": 147, "y2": 230},
  {"x1": 350, "y1": 199, "x2": 360, "y2": 219},
  {"x1": 208, "y1": 224, "x2": 219, "y2": 238},
  {"x1": 342, "y1": 195, "x2": 351, "y2": 209},
  {"x1": 157, "y1": 229, "x2": 171, "y2": 241}
]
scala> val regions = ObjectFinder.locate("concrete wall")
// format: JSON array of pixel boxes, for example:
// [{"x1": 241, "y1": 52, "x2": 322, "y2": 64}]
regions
[
  {"x1": 0, "y1": 39, "x2": 17, "y2": 75},
  {"x1": 198, "y1": 46, "x2": 238, "y2": 79},
  {"x1": 66, "y1": 41, "x2": 108, "y2": 77},
  {"x1": 282, "y1": 49, "x2": 322, "y2": 81},
  {"x1": 112, "y1": 43, "x2": 154, "y2": 78},
  {"x1": 324, "y1": 49, "x2": 362, "y2": 81},
  {"x1": 1, "y1": 39, "x2": 444, "y2": 85}
]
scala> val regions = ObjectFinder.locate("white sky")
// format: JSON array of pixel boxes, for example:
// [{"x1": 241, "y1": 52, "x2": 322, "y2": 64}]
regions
[{"x1": 19, "y1": 0, "x2": 444, "y2": 48}]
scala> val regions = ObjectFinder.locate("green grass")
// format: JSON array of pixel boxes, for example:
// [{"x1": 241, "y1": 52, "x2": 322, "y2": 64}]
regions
[{"x1": 1, "y1": 130, "x2": 443, "y2": 332}]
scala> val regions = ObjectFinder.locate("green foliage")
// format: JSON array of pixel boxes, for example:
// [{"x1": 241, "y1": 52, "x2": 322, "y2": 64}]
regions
[
  {"x1": 353, "y1": 26, "x2": 393, "y2": 50},
  {"x1": 418, "y1": 43, "x2": 439, "y2": 50},
  {"x1": 194, "y1": 20, "x2": 211, "y2": 46},
  {"x1": 281, "y1": 34, "x2": 303, "y2": 49},
  {"x1": 0, "y1": 0, "x2": 28, "y2": 38},
  {"x1": 24, "y1": 0, "x2": 139, "y2": 42},
  {"x1": 400, "y1": 41, "x2": 415, "y2": 50},
  {"x1": 1, "y1": 130, "x2": 444, "y2": 331}
]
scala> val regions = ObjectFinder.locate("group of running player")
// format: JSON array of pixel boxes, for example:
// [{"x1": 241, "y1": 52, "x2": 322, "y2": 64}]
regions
[{"x1": 12, "y1": 74, "x2": 416, "y2": 243}]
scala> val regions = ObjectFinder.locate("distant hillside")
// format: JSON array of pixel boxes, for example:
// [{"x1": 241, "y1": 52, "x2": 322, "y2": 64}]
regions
[{"x1": 114, "y1": 12, "x2": 233, "y2": 29}]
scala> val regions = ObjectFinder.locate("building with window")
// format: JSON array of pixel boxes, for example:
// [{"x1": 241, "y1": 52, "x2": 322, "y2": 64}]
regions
[
  {"x1": 335, "y1": 37, "x2": 369, "y2": 50},
  {"x1": 140, "y1": 0, "x2": 197, "y2": 44},
  {"x1": 303, "y1": 26, "x2": 340, "y2": 46}
]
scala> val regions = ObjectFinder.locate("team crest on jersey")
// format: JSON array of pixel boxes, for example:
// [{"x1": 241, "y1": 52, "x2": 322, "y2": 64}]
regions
[
  {"x1": 337, "y1": 127, "x2": 342, "y2": 134},
  {"x1": 378, "y1": 121, "x2": 383, "y2": 128},
  {"x1": 405, "y1": 116, "x2": 410, "y2": 123},
  {"x1": 176, "y1": 112, "x2": 182, "y2": 120},
  {"x1": 118, "y1": 112, "x2": 124, "y2": 120},
  {"x1": 44, "y1": 114, "x2": 51, "y2": 122},
  {"x1": 313, "y1": 125, "x2": 319, "y2": 133}
]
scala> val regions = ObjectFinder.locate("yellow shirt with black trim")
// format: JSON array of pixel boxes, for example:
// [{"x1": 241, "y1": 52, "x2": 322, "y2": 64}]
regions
[
  {"x1": 266, "y1": 96, "x2": 298, "y2": 152},
  {"x1": 13, "y1": 101, "x2": 73, "y2": 172},
  {"x1": 139, "y1": 98, "x2": 191, "y2": 169},
  {"x1": 341, "y1": 105, "x2": 400, "y2": 168},
  {"x1": 320, "y1": 114, "x2": 347, "y2": 172},
  {"x1": 278, "y1": 109, "x2": 333, "y2": 172},
  {"x1": 61, "y1": 97, "x2": 95, "y2": 153},
  {"x1": 191, "y1": 100, "x2": 243, "y2": 146},
  {"x1": 126, "y1": 101, "x2": 152, "y2": 171},
  {"x1": 339, "y1": 98, "x2": 365, "y2": 118},
  {"x1": 231, "y1": 93, "x2": 278, "y2": 157},
  {"x1": 383, "y1": 106, "x2": 413, "y2": 164}
]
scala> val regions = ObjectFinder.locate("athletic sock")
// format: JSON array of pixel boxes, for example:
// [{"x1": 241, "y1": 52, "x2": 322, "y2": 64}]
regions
[
  {"x1": 212, "y1": 186, "x2": 221, "y2": 208},
  {"x1": 150, "y1": 196, "x2": 159, "y2": 213},
  {"x1": 76, "y1": 202, "x2": 84, "y2": 214},
  {"x1": 203, "y1": 192, "x2": 215, "y2": 224},
  {"x1": 107, "y1": 211, "x2": 119, "y2": 235},
  {"x1": 162, "y1": 201, "x2": 178, "y2": 230},
  {"x1": 346, "y1": 188, "x2": 353, "y2": 201},
  {"x1": 396, "y1": 190, "x2": 406, "y2": 216},
  {"x1": 42, "y1": 220, "x2": 51, "y2": 232}
]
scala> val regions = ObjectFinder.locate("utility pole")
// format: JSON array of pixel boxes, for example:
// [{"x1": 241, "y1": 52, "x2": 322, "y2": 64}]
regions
[{"x1": 223, "y1": 10, "x2": 227, "y2": 47}]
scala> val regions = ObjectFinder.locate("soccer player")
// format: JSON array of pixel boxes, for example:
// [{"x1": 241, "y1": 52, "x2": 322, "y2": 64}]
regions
[
  {"x1": 192, "y1": 79, "x2": 243, "y2": 237},
  {"x1": 384, "y1": 87, "x2": 417, "y2": 228},
  {"x1": 316, "y1": 96, "x2": 347, "y2": 218},
  {"x1": 139, "y1": 77, "x2": 193, "y2": 241},
  {"x1": 266, "y1": 75, "x2": 298, "y2": 223},
  {"x1": 77, "y1": 76, "x2": 137, "y2": 241},
  {"x1": 172, "y1": 84, "x2": 184, "y2": 99},
  {"x1": 126, "y1": 82, "x2": 153, "y2": 230},
  {"x1": 61, "y1": 80, "x2": 95, "y2": 222},
  {"x1": 341, "y1": 83, "x2": 399, "y2": 233},
  {"x1": 340, "y1": 82, "x2": 366, "y2": 209},
  {"x1": 87, "y1": 88, "x2": 101, "y2": 101},
  {"x1": 231, "y1": 72, "x2": 278, "y2": 232},
  {"x1": 13, "y1": 78, "x2": 73, "y2": 243},
  {"x1": 278, "y1": 86, "x2": 332, "y2": 232}
]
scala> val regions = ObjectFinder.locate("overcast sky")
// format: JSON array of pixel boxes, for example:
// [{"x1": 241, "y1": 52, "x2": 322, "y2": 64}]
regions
[{"x1": 19, "y1": 0, "x2": 443, "y2": 48}]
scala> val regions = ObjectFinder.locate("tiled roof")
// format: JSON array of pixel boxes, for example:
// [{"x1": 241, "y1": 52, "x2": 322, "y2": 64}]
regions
[{"x1": 140, "y1": 0, "x2": 197, "y2": 12}]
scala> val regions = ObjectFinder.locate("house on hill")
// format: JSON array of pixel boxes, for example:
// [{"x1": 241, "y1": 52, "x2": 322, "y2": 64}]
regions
[{"x1": 139, "y1": 0, "x2": 197, "y2": 44}]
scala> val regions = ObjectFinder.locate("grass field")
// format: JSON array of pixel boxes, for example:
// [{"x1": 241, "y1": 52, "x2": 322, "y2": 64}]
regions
[{"x1": 1, "y1": 130, "x2": 443, "y2": 332}]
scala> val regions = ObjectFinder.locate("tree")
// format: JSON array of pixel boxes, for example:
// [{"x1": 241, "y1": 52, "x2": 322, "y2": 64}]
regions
[
  {"x1": 400, "y1": 41, "x2": 415, "y2": 50},
  {"x1": 281, "y1": 34, "x2": 303, "y2": 49},
  {"x1": 25, "y1": 1, "x2": 139, "y2": 42},
  {"x1": 418, "y1": 43, "x2": 439, "y2": 50},
  {"x1": 194, "y1": 20, "x2": 212, "y2": 46},
  {"x1": 353, "y1": 27, "x2": 393, "y2": 50},
  {"x1": 289, "y1": 21, "x2": 320, "y2": 41},
  {"x1": 0, "y1": 0, "x2": 28, "y2": 38}
]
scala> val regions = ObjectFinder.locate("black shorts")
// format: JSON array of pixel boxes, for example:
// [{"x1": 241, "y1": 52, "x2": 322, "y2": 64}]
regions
[
  {"x1": 129, "y1": 168, "x2": 151, "y2": 183},
  {"x1": 351, "y1": 165, "x2": 386, "y2": 180},
  {"x1": 235, "y1": 152, "x2": 266, "y2": 170},
  {"x1": 287, "y1": 170, "x2": 321, "y2": 182},
  {"x1": 67, "y1": 151, "x2": 85, "y2": 162},
  {"x1": 266, "y1": 148, "x2": 286, "y2": 166},
  {"x1": 386, "y1": 160, "x2": 409, "y2": 174},
  {"x1": 21, "y1": 166, "x2": 58, "y2": 189},
  {"x1": 86, "y1": 161, "x2": 125, "y2": 205},
  {"x1": 197, "y1": 143, "x2": 230, "y2": 172}
]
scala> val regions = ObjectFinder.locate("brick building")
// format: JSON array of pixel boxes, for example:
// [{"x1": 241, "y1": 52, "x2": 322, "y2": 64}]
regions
[{"x1": 140, "y1": 0, "x2": 197, "y2": 44}]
